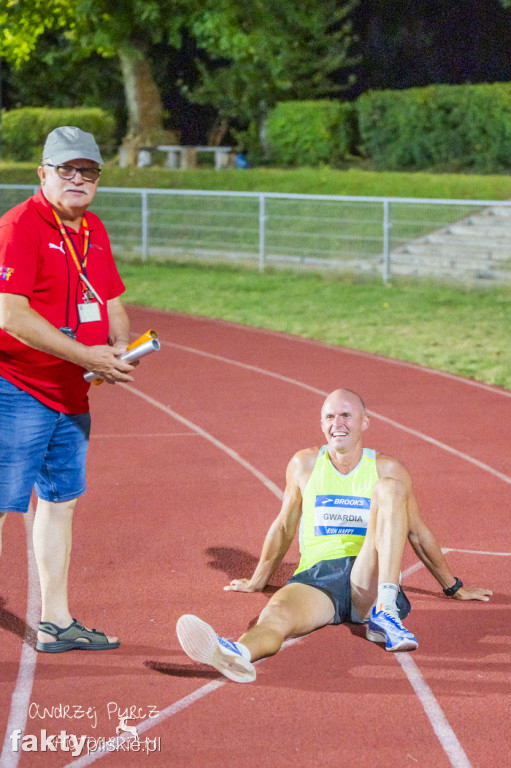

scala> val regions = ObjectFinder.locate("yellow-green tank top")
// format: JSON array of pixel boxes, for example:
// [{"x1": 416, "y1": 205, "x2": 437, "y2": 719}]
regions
[{"x1": 294, "y1": 446, "x2": 378, "y2": 575}]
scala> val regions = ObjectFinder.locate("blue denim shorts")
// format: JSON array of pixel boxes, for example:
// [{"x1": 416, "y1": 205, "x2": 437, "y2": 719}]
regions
[
  {"x1": 287, "y1": 557, "x2": 411, "y2": 625},
  {"x1": 0, "y1": 376, "x2": 90, "y2": 513}
]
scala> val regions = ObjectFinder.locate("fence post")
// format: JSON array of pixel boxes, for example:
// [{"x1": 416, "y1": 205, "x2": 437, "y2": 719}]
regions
[
  {"x1": 382, "y1": 199, "x2": 391, "y2": 282},
  {"x1": 141, "y1": 190, "x2": 148, "y2": 262},
  {"x1": 258, "y1": 194, "x2": 266, "y2": 272}
]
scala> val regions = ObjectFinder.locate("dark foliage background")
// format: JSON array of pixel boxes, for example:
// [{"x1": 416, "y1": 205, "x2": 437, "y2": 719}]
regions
[{"x1": 2, "y1": 0, "x2": 511, "y2": 144}]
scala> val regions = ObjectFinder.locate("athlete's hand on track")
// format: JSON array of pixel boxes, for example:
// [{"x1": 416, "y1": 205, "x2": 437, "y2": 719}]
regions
[
  {"x1": 452, "y1": 586, "x2": 493, "y2": 601},
  {"x1": 224, "y1": 578, "x2": 260, "y2": 592}
]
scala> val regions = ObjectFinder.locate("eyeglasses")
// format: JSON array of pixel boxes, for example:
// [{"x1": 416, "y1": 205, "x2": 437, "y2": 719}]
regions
[{"x1": 44, "y1": 163, "x2": 102, "y2": 182}]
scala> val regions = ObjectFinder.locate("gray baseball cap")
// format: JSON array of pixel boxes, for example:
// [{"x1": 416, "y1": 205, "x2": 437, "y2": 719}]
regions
[{"x1": 42, "y1": 126, "x2": 103, "y2": 165}]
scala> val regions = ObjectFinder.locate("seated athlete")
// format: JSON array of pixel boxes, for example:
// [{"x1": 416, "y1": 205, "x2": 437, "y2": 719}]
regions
[{"x1": 176, "y1": 388, "x2": 492, "y2": 683}]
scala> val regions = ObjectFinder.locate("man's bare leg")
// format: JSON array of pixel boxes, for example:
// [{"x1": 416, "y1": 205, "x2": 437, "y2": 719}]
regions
[
  {"x1": 33, "y1": 498, "x2": 117, "y2": 647},
  {"x1": 350, "y1": 477, "x2": 408, "y2": 620},
  {"x1": 0, "y1": 511, "x2": 6, "y2": 558},
  {"x1": 238, "y1": 582, "x2": 336, "y2": 661},
  {"x1": 350, "y1": 477, "x2": 417, "y2": 650},
  {"x1": 176, "y1": 583, "x2": 335, "y2": 682},
  {"x1": 33, "y1": 498, "x2": 76, "y2": 640}
]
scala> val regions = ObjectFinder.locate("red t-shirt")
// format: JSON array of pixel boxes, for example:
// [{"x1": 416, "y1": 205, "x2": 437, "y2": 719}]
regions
[{"x1": 0, "y1": 189, "x2": 125, "y2": 413}]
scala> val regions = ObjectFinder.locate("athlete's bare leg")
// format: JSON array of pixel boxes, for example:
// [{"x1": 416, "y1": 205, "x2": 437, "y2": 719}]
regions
[
  {"x1": 238, "y1": 582, "x2": 335, "y2": 661},
  {"x1": 350, "y1": 477, "x2": 408, "y2": 621}
]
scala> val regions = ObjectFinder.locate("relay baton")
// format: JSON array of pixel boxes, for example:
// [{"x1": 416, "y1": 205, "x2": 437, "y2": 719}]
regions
[{"x1": 84, "y1": 329, "x2": 160, "y2": 384}]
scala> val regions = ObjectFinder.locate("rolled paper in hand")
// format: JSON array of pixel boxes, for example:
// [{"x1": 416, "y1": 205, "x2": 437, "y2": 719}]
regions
[{"x1": 84, "y1": 333, "x2": 160, "y2": 384}]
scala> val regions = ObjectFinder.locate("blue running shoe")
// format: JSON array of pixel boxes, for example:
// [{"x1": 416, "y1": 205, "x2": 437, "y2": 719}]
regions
[
  {"x1": 366, "y1": 607, "x2": 418, "y2": 652},
  {"x1": 176, "y1": 614, "x2": 256, "y2": 683}
]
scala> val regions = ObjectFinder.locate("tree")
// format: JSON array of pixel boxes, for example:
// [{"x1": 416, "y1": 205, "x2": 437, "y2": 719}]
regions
[
  {"x1": 0, "y1": 0, "x2": 200, "y2": 159},
  {"x1": 4, "y1": 31, "x2": 125, "y2": 129},
  {"x1": 187, "y1": 0, "x2": 358, "y2": 152},
  {"x1": 0, "y1": 0, "x2": 358, "y2": 161}
]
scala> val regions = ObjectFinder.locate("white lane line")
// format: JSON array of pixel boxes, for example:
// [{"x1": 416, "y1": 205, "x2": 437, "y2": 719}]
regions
[
  {"x1": 63, "y1": 681, "x2": 226, "y2": 768},
  {"x1": 158, "y1": 336, "x2": 511, "y2": 399},
  {"x1": 65, "y1": 638, "x2": 305, "y2": 768},
  {"x1": 444, "y1": 548, "x2": 511, "y2": 556},
  {"x1": 0, "y1": 507, "x2": 40, "y2": 768},
  {"x1": 371, "y1": 412, "x2": 511, "y2": 486},
  {"x1": 401, "y1": 547, "x2": 507, "y2": 585},
  {"x1": 397, "y1": 548, "x2": 509, "y2": 767},
  {"x1": 3, "y1": 371, "x2": 281, "y2": 768},
  {"x1": 157, "y1": 340, "x2": 511, "y2": 485},
  {"x1": 116, "y1": 386, "x2": 284, "y2": 502},
  {"x1": 395, "y1": 654, "x2": 472, "y2": 768},
  {"x1": 396, "y1": 556, "x2": 492, "y2": 768},
  {"x1": 144, "y1": 320, "x2": 510, "y2": 400},
  {"x1": 158, "y1": 340, "x2": 327, "y2": 396}
]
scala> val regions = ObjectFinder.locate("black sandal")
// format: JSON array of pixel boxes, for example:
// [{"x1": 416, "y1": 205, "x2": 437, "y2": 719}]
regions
[{"x1": 36, "y1": 618, "x2": 120, "y2": 653}]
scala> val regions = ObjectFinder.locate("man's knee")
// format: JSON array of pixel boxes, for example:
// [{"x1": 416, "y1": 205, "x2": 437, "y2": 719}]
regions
[
  {"x1": 373, "y1": 477, "x2": 407, "y2": 507},
  {"x1": 257, "y1": 597, "x2": 295, "y2": 632},
  {"x1": 256, "y1": 583, "x2": 334, "y2": 638},
  {"x1": 37, "y1": 498, "x2": 79, "y2": 514}
]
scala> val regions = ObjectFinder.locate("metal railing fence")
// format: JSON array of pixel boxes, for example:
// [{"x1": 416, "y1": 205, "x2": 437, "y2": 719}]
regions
[{"x1": 2, "y1": 184, "x2": 511, "y2": 282}]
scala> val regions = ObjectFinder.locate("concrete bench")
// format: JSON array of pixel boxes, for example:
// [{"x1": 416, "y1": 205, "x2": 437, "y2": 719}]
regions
[{"x1": 156, "y1": 145, "x2": 233, "y2": 170}]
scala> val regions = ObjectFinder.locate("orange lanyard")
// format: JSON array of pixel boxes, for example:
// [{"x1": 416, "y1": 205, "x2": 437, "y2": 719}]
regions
[
  {"x1": 52, "y1": 210, "x2": 103, "y2": 304},
  {"x1": 52, "y1": 209, "x2": 90, "y2": 279}
]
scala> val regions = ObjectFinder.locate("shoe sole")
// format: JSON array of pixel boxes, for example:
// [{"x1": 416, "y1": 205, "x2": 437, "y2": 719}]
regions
[
  {"x1": 176, "y1": 614, "x2": 256, "y2": 683},
  {"x1": 36, "y1": 640, "x2": 120, "y2": 653},
  {"x1": 366, "y1": 628, "x2": 418, "y2": 652}
]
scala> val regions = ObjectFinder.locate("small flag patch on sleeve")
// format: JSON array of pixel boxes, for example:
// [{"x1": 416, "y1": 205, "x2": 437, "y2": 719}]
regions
[{"x1": 0, "y1": 267, "x2": 14, "y2": 281}]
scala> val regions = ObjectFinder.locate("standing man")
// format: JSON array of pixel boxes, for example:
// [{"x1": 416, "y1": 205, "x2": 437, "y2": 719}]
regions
[
  {"x1": 177, "y1": 388, "x2": 492, "y2": 683},
  {"x1": 0, "y1": 126, "x2": 136, "y2": 652}
]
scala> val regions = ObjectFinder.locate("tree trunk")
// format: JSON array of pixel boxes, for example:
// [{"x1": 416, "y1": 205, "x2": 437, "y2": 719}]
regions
[{"x1": 117, "y1": 42, "x2": 176, "y2": 165}]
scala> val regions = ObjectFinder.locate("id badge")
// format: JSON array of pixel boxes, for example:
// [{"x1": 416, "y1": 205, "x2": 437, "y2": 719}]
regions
[{"x1": 78, "y1": 302, "x2": 102, "y2": 323}]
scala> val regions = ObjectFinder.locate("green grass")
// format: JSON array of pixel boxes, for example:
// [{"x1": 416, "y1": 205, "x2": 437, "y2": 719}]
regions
[
  {"x1": 119, "y1": 260, "x2": 511, "y2": 390},
  {"x1": 2, "y1": 161, "x2": 511, "y2": 199}
]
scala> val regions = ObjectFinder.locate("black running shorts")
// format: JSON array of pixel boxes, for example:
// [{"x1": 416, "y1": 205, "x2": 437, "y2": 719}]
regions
[{"x1": 287, "y1": 556, "x2": 411, "y2": 625}]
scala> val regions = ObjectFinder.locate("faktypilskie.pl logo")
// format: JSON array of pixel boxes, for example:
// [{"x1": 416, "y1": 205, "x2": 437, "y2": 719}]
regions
[{"x1": 9, "y1": 701, "x2": 162, "y2": 756}]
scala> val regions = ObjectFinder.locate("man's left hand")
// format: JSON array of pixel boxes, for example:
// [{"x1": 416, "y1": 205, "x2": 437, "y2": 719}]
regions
[{"x1": 452, "y1": 586, "x2": 493, "y2": 601}]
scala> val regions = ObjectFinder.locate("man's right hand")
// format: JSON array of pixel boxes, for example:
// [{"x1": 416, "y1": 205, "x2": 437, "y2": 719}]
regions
[
  {"x1": 224, "y1": 578, "x2": 260, "y2": 592},
  {"x1": 83, "y1": 344, "x2": 136, "y2": 384}
]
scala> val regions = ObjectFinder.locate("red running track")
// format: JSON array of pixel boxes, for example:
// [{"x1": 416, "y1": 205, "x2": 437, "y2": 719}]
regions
[{"x1": 1, "y1": 306, "x2": 510, "y2": 768}]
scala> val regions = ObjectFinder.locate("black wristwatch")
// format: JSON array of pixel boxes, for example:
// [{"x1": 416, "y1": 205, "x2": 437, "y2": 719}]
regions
[{"x1": 443, "y1": 577, "x2": 463, "y2": 597}]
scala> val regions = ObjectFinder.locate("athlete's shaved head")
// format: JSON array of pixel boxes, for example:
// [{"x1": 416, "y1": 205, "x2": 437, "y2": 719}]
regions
[
  {"x1": 320, "y1": 389, "x2": 369, "y2": 454},
  {"x1": 321, "y1": 389, "x2": 366, "y2": 418}
]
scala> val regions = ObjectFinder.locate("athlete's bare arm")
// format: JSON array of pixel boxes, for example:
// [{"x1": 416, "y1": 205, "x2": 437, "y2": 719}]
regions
[
  {"x1": 224, "y1": 447, "x2": 319, "y2": 593},
  {"x1": 376, "y1": 452, "x2": 492, "y2": 602}
]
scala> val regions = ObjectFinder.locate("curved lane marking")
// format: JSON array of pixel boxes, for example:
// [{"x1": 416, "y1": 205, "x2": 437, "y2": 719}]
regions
[
  {"x1": 117, "y1": 386, "x2": 284, "y2": 501},
  {"x1": 158, "y1": 336, "x2": 511, "y2": 399},
  {"x1": 158, "y1": 340, "x2": 511, "y2": 486},
  {"x1": 396, "y1": 654, "x2": 471, "y2": 768},
  {"x1": 152, "y1": 317, "x2": 511, "y2": 400}
]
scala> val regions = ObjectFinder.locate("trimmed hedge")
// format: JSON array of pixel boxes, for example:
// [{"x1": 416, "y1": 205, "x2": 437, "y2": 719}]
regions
[
  {"x1": 264, "y1": 100, "x2": 357, "y2": 166},
  {"x1": 357, "y1": 82, "x2": 511, "y2": 172},
  {"x1": 1, "y1": 107, "x2": 117, "y2": 162}
]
